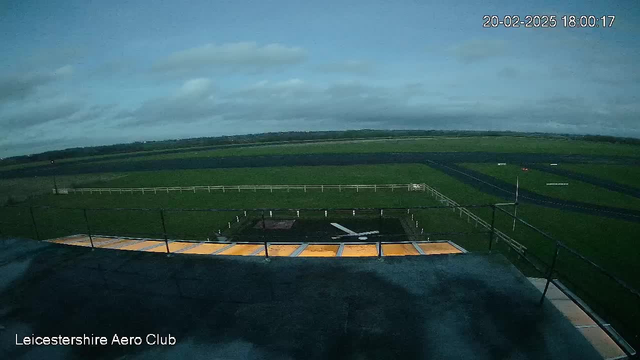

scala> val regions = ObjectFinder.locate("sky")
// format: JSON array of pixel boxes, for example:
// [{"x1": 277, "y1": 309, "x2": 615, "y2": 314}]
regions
[{"x1": 1, "y1": 0, "x2": 639, "y2": 157}]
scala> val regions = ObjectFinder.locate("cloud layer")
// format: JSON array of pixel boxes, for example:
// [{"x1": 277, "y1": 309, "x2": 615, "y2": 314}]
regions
[{"x1": 1, "y1": 0, "x2": 639, "y2": 157}]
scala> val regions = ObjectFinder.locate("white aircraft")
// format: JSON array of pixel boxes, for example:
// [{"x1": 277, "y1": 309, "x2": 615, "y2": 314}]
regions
[{"x1": 330, "y1": 223, "x2": 379, "y2": 240}]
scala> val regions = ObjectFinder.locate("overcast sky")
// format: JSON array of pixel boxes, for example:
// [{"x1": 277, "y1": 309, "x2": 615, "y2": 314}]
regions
[{"x1": 1, "y1": 0, "x2": 639, "y2": 157}]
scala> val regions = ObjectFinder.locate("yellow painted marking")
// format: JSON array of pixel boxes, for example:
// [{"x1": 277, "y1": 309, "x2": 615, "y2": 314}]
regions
[
  {"x1": 341, "y1": 244, "x2": 378, "y2": 257},
  {"x1": 120, "y1": 240, "x2": 163, "y2": 251},
  {"x1": 551, "y1": 300, "x2": 597, "y2": 326},
  {"x1": 579, "y1": 327, "x2": 627, "y2": 360},
  {"x1": 97, "y1": 239, "x2": 137, "y2": 249},
  {"x1": 418, "y1": 243, "x2": 462, "y2": 255},
  {"x1": 180, "y1": 243, "x2": 227, "y2": 254},
  {"x1": 382, "y1": 244, "x2": 420, "y2": 256},
  {"x1": 77, "y1": 237, "x2": 120, "y2": 247},
  {"x1": 217, "y1": 244, "x2": 263, "y2": 256},
  {"x1": 50, "y1": 235, "x2": 88, "y2": 244},
  {"x1": 299, "y1": 245, "x2": 340, "y2": 257},
  {"x1": 254, "y1": 244, "x2": 299, "y2": 257},
  {"x1": 167, "y1": 242, "x2": 200, "y2": 253}
]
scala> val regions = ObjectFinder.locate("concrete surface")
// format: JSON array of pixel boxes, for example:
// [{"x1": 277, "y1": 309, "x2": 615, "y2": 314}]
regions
[{"x1": 0, "y1": 238, "x2": 603, "y2": 360}]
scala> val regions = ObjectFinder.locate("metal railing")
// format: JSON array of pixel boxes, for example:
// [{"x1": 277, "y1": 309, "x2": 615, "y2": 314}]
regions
[
  {"x1": 55, "y1": 183, "x2": 428, "y2": 195},
  {"x1": 1, "y1": 201, "x2": 637, "y2": 357},
  {"x1": 493, "y1": 204, "x2": 638, "y2": 358},
  {"x1": 423, "y1": 184, "x2": 527, "y2": 254}
]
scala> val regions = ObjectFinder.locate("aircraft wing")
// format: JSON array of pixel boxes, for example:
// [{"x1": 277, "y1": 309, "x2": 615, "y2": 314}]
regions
[{"x1": 330, "y1": 223, "x2": 357, "y2": 235}]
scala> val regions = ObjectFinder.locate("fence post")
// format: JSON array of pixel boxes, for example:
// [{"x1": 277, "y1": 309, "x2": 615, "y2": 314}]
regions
[
  {"x1": 262, "y1": 211, "x2": 269, "y2": 259},
  {"x1": 160, "y1": 210, "x2": 170, "y2": 254},
  {"x1": 540, "y1": 243, "x2": 560, "y2": 305},
  {"x1": 29, "y1": 206, "x2": 40, "y2": 241},
  {"x1": 377, "y1": 241, "x2": 382, "y2": 258},
  {"x1": 488, "y1": 205, "x2": 496, "y2": 252},
  {"x1": 83, "y1": 209, "x2": 94, "y2": 249}
]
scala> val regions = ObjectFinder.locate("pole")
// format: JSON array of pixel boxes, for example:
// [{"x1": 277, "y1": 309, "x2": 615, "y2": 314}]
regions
[
  {"x1": 29, "y1": 206, "x2": 40, "y2": 240},
  {"x1": 512, "y1": 176, "x2": 519, "y2": 231},
  {"x1": 83, "y1": 209, "x2": 94, "y2": 249},
  {"x1": 488, "y1": 205, "x2": 496, "y2": 252},
  {"x1": 53, "y1": 175, "x2": 59, "y2": 195},
  {"x1": 262, "y1": 211, "x2": 269, "y2": 259},
  {"x1": 540, "y1": 243, "x2": 560, "y2": 305},
  {"x1": 160, "y1": 210, "x2": 170, "y2": 254}
]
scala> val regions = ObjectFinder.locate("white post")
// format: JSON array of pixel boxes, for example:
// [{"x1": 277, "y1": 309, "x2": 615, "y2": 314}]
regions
[
  {"x1": 228, "y1": 222, "x2": 231, "y2": 229},
  {"x1": 208, "y1": 186, "x2": 211, "y2": 193},
  {"x1": 321, "y1": 185, "x2": 324, "y2": 192},
  {"x1": 415, "y1": 221, "x2": 418, "y2": 228},
  {"x1": 270, "y1": 186, "x2": 273, "y2": 193},
  {"x1": 269, "y1": 210, "x2": 273, "y2": 217},
  {"x1": 304, "y1": 185, "x2": 306, "y2": 193},
  {"x1": 352, "y1": 210, "x2": 356, "y2": 216},
  {"x1": 236, "y1": 216, "x2": 239, "y2": 222},
  {"x1": 513, "y1": 176, "x2": 519, "y2": 231},
  {"x1": 223, "y1": 186, "x2": 225, "y2": 193},
  {"x1": 324, "y1": 210, "x2": 327, "y2": 217},
  {"x1": 357, "y1": 185, "x2": 359, "y2": 193},
  {"x1": 244, "y1": 211, "x2": 247, "y2": 217},
  {"x1": 238, "y1": 186, "x2": 240, "y2": 192},
  {"x1": 411, "y1": 214, "x2": 414, "y2": 220},
  {"x1": 339, "y1": 185, "x2": 342, "y2": 192},
  {"x1": 374, "y1": 184, "x2": 377, "y2": 192}
]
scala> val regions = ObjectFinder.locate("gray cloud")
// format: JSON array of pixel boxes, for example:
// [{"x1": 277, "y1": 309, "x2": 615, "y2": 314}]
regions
[
  {"x1": 314, "y1": 60, "x2": 375, "y2": 75},
  {"x1": 114, "y1": 78, "x2": 640, "y2": 139},
  {"x1": 0, "y1": 97, "x2": 83, "y2": 131},
  {"x1": 448, "y1": 39, "x2": 507, "y2": 64},
  {"x1": 0, "y1": 65, "x2": 73, "y2": 103},
  {"x1": 153, "y1": 42, "x2": 308, "y2": 74}
]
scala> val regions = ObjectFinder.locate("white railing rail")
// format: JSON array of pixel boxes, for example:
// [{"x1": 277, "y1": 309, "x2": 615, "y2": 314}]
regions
[
  {"x1": 57, "y1": 183, "x2": 427, "y2": 195},
  {"x1": 423, "y1": 184, "x2": 527, "y2": 255}
]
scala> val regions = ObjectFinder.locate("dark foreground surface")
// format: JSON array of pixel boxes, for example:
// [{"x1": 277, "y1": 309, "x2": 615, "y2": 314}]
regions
[{"x1": 0, "y1": 238, "x2": 601, "y2": 360}]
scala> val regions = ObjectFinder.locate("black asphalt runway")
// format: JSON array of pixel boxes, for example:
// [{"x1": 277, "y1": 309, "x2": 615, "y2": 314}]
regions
[
  {"x1": 427, "y1": 161, "x2": 640, "y2": 223},
  {"x1": 0, "y1": 239, "x2": 603, "y2": 360},
  {"x1": 2, "y1": 151, "x2": 639, "y2": 222},
  {"x1": 525, "y1": 164, "x2": 640, "y2": 199},
  {"x1": 2, "y1": 151, "x2": 640, "y2": 179}
]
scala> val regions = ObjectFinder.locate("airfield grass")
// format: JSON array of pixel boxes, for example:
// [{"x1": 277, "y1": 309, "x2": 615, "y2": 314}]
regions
[
  {"x1": 77, "y1": 136, "x2": 640, "y2": 166},
  {"x1": 461, "y1": 163, "x2": 640, "y2": 211},
  {"x1": 560, "y1": 164, "x2": 640, "y2": 189},
  {"x1": 0, "y1": 173, "x2": 128, "y2": 205},
  {"x1": 1, "y1": 163, "x2": 638, "y2": 346}
]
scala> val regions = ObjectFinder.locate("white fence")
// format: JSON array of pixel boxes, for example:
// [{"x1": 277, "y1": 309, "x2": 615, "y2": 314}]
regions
[
  {"x1": 423, "y1": 184, "x2": 527, "y2": 255},
  {"x1": 58, "y1": 183, "x2": 427, "y2": 195}
]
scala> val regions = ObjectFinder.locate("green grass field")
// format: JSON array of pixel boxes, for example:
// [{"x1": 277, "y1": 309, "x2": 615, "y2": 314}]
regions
[
  {"x1": 2, "y1": 138, "x2": 639, "y2": 348},
  {"x1": 559, "y1": 164, "x2": 640, "y2": 189},
  {"x1": 4, "y1": 136, "x2": 640, "y2": 172},
  {"x1": 76, "y1": 136, "x2": 640, "y2": 166},
  {"x1": 461, "y1": 163, "x2": 640, "y2": 211}
]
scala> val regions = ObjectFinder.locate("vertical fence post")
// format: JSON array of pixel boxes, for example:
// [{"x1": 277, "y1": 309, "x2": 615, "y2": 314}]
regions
[
  {"x1": 540, "y1": 242, "x2": 560, "y2": 305},
  {"x1": 83, "y1": 209, "x2": 94, "y2": 249},
  {"x1": 29, "y1": 206, "x2": 40, "y2": 241},
  {"x1": 488, "y1": 205, "x2": 496, "y2": 252},
  {"x1": 160, "y1": 210, "x2": 170, "y2": 254},
  {"x1": 377, "y1": 241, "x2": 382, "y2": 258},
  {"x1": 262, "y1": 211, "x2": 269, "y2": 259}
]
